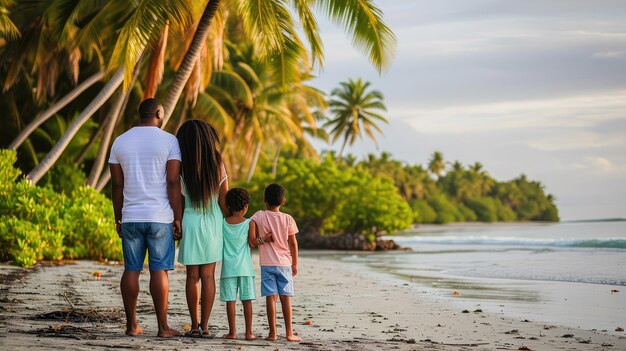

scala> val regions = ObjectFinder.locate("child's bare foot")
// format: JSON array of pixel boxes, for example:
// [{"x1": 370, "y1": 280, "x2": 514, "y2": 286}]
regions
[
  {"x1": 157, "y1": 327, "x2": 180, "y2": 338},
  {"x1": 245, "y1": 333, "x2": 256, "y2": 341},
  {"x1": 286, "y1": 334, "x2": 302, "y2": 342},
  {"x1": 265, "y1": 334, "x2": 277, "y2": 341},
  {"x1": 222, "y1": 332, "x2": 237, "y2": 339},
  {"x1": 125, "y1": 325, "x2": 144, "y2": 336}
]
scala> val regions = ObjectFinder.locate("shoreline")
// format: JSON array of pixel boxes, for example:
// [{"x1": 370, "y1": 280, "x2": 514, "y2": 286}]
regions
[
  {"x1": 320, "y1": 251, "x2": 626, "y2": 333},
  {"x1": 1, "y1": 253, "x2": 624, "y2": 350}
]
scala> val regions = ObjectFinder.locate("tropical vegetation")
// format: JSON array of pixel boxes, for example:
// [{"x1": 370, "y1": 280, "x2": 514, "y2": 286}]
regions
[{"x1": 0, "y1": 0, "x2": 558, "y2": 267}]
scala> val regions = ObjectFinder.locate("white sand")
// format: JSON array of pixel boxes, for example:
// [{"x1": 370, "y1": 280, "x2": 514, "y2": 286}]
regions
[{"x1": 0, "y1": 252, "x2": 624, "y2": 350}]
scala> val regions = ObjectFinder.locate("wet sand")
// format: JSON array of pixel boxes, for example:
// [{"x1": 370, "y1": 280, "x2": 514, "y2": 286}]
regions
[{"x1": 0, "y1": 253, "x2": 624, "y2": 350}]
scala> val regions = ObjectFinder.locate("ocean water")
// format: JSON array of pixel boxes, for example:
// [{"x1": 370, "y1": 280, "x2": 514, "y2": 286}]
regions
[
  {"x1": 336, "y1": 220, "x2": 626, "y2": 332},
  {"x1": 385, "y1": 220, "x2": 626, "y2": 286}
]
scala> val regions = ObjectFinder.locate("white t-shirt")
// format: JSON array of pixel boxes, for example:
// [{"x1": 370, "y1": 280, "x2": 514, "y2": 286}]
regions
[{"x1": 108, "y1": 126, "x2": 181, "y2": 223}]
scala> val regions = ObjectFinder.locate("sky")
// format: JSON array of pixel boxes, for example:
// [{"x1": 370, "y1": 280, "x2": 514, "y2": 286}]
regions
[{"x1": 308, "y1": 0, "x2": 626, "y2": 221}]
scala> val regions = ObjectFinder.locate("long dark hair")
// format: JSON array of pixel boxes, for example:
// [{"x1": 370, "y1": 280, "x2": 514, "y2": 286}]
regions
[{"x1": 176, "y1": 119, "x2": 222, "y2": 210}]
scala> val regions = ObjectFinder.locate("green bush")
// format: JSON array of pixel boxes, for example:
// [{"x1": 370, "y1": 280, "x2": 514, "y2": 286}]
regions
[
  {"x1": 496, "y1": 200, "x2": 517, "y2": 221},
  {"x1": 464, "y1": 197, "x2": 498, "y2": 222},
  {"x1": 539, "y1": 203, "x2": 559, "y2": 222},
  {"x1": 42, "y1": 161, "x2": 87, "y2": 195},
  {"x1": 0, "y1": 149, "x2": 121, "y2": 267},
  {"x1": 410, "y1": 199, "x2": 437, "y2": 223},
  {"x1": 428, "y1": 195, "x2": 464, "y2": 223},
  {"x1": 240, "y1": 156, "x2": 413, "y2": 241},
  {"x1": 457, "y1": 203, "x2": 478, "y2": 222}
]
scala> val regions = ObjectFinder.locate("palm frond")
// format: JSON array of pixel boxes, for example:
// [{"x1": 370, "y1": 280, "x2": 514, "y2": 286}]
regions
[
  {"x1": 0, "y1": 0, "x2": 20, "y2": 40},
  {"x1": 108, "y1": 0, "x2": 193, "y2": 89},
  {"x1": 211, "y1": 70, "x2": 254, "y2": 108},
  {"x1": 317, "y1": 0, "x2": 396, "y2": 72},
  {"x1": 292, "y1": 0, "x2": 323, "y2": 67}
]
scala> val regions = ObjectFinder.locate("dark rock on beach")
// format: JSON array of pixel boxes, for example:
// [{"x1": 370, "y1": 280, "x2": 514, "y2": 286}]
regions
[{"x1": 297, "y1": 231, "x2": 408, "y2": 251}]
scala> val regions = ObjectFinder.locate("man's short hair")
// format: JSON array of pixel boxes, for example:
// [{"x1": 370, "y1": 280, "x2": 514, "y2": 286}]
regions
[
  {"x1": 138, "y1": 98, "x2": 162, "y2": 120},
  {"x1": 264, "y1": 183, "x2": 285, "y2": 207}
]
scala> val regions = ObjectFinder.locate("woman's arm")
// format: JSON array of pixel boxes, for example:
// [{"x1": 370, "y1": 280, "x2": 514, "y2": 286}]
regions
[{"x1": 218, "y1": 163, "x2": 230, "y2": 217}]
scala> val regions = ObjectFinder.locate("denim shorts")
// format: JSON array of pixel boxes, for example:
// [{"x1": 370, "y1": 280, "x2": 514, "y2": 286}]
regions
[
  {"x1": 261, "y1": 266, "x2": 294, "y2": 297},
  {"x1": 121, "y1": 222, "x2": 175, "y2": 271}
]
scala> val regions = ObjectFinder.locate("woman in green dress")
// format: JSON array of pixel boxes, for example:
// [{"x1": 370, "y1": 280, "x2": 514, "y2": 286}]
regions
[{"x1": 176, "y1": 120, "x2": 229, "y2": 336}]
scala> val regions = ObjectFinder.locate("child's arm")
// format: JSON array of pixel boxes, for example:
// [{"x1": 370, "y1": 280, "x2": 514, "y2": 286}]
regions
[
  {"x1": 248, "y1": 220, "x2": 274, "y2": 247},
  {"x1": 288, "y1": 234, "x2": 299, "y2": 276},
  {"x1": 248, "y1": 220, "x2": 259, "y2": 247}
]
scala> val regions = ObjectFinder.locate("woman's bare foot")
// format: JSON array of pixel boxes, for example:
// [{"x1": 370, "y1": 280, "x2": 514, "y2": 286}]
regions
[
  {"x1": 245, "y1": 333, "x2": 256, "y2": 341},
  {"x1": 286, "y1": 334, "x2": 302, "y2": 342},
  {"x1": 125, "y1": 325, "x2": 144, "y2": 336},
  {"x1": 222, "y1": 332, "x2": 237, "y2": 339},
  {"x1": 157, "y1": 327, "x2": 180, "y2": 338},
  {"x1": 265, "y1": 334, "x2": 277, "y2": 341}
]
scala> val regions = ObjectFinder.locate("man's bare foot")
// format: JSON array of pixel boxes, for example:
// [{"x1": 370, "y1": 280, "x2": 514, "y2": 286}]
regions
[
  {"x1": 157, "y1": 327, "x2": 180, "y2": 338},
  {"x1": 245, "y1": 333, "x2": 256, "y2": 341},
  {"x1": 125, "y1": 325, "x2": 144, "y2": 336},
  {"x1": 265, "y1": 334, "x2": 277, "y2": 341},
  {"x1": 222, "y1": 332, "x2": 237, "y2": 339},
  {"x1": 286, "y1": 334, "x2": 302, "y2": 342}
]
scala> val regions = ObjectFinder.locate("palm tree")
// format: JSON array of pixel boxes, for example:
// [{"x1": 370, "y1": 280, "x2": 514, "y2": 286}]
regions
[
  {"x1": 18, "y1": 0, "x2": 194, "y2": 184},
  {"x1": 8, "y1": 71, "x2": 105, "y2": 150},
  {"x1": 325, "y1": 78, "x2": 388, "y2": 157},
  {"x1": 7, "y1": 0, "x2": 398, "y2": 185},
  {"x1": 162, "y1": 0, "x2": 398, "y2": 126},
  {"x1": 194, "y1": 40, "x2": 325, "y2": 181},
  {"x1": 428, "y1": 151, "x2": 445, "y2": 178}
]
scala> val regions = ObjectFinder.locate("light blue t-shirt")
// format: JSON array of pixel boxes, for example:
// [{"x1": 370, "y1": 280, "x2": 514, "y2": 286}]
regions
[{"x1": 221, "y1": 218, "x2": 255, "y2": 278}]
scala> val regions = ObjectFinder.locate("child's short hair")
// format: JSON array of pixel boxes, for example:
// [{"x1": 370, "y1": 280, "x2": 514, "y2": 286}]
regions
[
  {"x1": 226, "y1": 188, "x2": 250, "y2": 212},
  {"x1": 264, "y1": 183, "x2": 285, "y2": 207}
]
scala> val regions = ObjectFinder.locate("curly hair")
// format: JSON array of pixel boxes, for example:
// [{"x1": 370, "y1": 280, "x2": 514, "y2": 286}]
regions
[{"x1": 226, "y1": 188, "x2": 250, "y2": 212}]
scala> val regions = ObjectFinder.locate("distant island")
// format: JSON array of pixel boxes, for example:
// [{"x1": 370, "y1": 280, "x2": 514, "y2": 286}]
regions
[{"x1": 239, "y1": 151, "x2": 559, "y2": 250}]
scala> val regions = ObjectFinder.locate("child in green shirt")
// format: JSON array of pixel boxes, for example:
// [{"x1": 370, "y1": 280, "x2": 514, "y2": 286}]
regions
[{"x1": 220, "y1": 187, "x2": 272, "y2": 340}]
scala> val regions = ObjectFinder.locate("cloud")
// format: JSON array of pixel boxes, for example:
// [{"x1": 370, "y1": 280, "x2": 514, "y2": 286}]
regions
[
  {"x1": 393, "y1": 90, "x2": 626, "y2": 134},
  {"x1": 575, "y1": 157, "x2": 626, "y2": 175},
  {"x1": 528, "y1": 132, "x2": 626, "y2": 151},
  {"x1": 594, "y1": 50, "x2": 626, "y2": 59}
]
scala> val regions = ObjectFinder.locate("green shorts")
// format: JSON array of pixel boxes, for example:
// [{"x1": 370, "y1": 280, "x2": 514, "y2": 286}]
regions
[{"x1": 220, "y1": 276, "x2": 256, "y2": 302}]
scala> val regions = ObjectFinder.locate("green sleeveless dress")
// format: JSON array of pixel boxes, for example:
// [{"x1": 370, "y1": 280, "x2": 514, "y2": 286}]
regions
[{"x1": 177, "y1": 181, "x2": 224, "y2": 265}]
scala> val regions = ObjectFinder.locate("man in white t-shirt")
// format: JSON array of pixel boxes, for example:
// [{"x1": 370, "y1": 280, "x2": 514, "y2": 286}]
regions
[{"x1": 109, "y1": 98, "x2": 182, "y2": 338}]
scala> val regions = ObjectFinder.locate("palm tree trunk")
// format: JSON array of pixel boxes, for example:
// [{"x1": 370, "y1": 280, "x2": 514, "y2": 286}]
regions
[
  {"x1": 25, "y1": 68, "x2": 125, "y2": 185},
  {"x1": 174, "y1": 99, "x2": 189, "y2": 132},
  {"x1": 74, "y1": 119, "x2": 106, "y2": 164},
  {"x1": 245, "y1": 141, "x2": 262, "y2": 182},
  {"x1": 271, "y1": 146, "x2": 281, "y2": 178},
  {"x1": 95, "y1": 166, "x2": 111, "y2": 192},
  {"x1": 9, "y1": 71, "x2": 105, "y2": 150},
  {"x1": 161, "y1": 0, "x2": 221, "y2": 128},
  {"x1": 338, "y1": 137, "x2": 349, "y2": 160},
  {"x1": 86, "y1": 64, "x2": 140, "y2": 187}
]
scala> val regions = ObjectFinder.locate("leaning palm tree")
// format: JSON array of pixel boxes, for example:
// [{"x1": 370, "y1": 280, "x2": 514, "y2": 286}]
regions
[
  {"x1": 24, "y1": 0, "x2": 194, "y2": 184},
  {"x1": 17, "y1": 0, "x2": 398, "y2": 184},
  {"x1": 324, "y1": 78, "x2": 388, "y2": 157}
]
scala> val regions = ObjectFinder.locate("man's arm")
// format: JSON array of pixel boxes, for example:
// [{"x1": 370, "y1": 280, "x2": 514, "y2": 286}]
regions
[
  {"x1": 110, "y1": 164, "x2": 124, "y2": 238},
  {"x1": 166, "y1": 160, "x2": 183, "y2": 239},
  {"x1": 288, "y1": 234, "x2": 299, "y2": 276}
]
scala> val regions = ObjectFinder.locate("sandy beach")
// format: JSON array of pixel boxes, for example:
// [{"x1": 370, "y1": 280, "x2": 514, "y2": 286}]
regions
[{"x1": 0, "y1": 252, "x2": 624, "y2": 351}]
